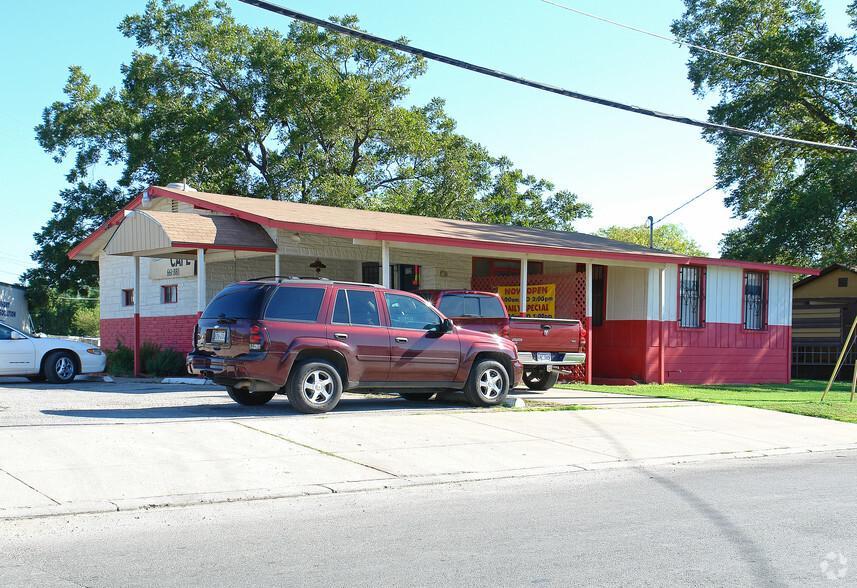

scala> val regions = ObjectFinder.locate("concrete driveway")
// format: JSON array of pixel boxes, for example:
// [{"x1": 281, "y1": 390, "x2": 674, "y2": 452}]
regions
[{"x1": 2, "y1": 378, "x2": 857, "y2": 519}]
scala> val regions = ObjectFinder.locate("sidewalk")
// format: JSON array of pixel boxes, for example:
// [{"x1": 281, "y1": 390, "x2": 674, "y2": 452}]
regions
[{"x1": 3, "y1": 386, "x2": 857, "y2": 520}]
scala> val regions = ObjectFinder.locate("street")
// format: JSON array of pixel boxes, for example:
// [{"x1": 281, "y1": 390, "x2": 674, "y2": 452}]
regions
[
  {"x1": 2, "y1": 451, "x2": 856, "y2": 586},
  {"x1": 2, "y1": 378, "x2": 857, "y2": 586}
]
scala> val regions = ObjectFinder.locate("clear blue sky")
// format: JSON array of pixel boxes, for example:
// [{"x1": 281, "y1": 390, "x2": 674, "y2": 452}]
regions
[{"x1": 0, "y1": 0, "x2": 852, "y2": 284}]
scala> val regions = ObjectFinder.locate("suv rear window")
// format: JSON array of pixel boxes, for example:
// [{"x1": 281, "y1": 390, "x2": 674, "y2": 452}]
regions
[
  {"x1": 202, "y1": 283, "x2": 274, "y2": 319},
  {"x1": 265, "y1": 286, "x2": 326, "y2": 322},
  {"x1": 437, "y1": 293, "x2": 506, "y2": 318}
]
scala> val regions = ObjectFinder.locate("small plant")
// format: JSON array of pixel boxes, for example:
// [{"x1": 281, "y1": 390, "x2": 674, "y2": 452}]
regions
[
  {"x1": 105, "y1": 339, "x2": 134, "y2": 375},
  {"x1": 146, "y1": 348, "x2": 187, "y2": 377}
]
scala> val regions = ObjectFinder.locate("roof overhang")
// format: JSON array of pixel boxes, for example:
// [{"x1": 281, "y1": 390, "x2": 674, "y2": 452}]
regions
[{"x1": 100, "y1": 210, "x2": 277, "y2": 258}]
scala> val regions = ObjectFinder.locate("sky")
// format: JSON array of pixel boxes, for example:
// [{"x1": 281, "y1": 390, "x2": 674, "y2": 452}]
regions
[{"x1": 1, "y1": 0, "x2": 854, "y2": 285}]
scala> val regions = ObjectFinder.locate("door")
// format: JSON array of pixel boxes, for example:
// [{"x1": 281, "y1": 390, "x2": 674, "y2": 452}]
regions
[
  {"x1": 383, "y1": 292, "x2": 461, "y2": 384},
  {"x1": 0, "y1": 324, "x2": 36, "y2": 375},
  {"x1": 329, "y1": 288, "x2": 390, "y2": 384}
]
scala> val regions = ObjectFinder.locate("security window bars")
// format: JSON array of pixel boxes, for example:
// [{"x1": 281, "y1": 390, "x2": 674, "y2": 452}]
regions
[
  {"x1": 679, "y1": 266, "x2": 704, "y2": 328},
  {"x1": 743, "y1": 271, "x2": 767, "y2": 330}
]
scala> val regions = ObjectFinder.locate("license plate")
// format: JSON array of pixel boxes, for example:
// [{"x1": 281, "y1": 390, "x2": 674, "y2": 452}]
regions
[
  {"x1": 537, "y1": 352, "x2": 551, "y2": 362},
  {"x1": 211, "y1": 329, "x2": 227, "y2": 344}
]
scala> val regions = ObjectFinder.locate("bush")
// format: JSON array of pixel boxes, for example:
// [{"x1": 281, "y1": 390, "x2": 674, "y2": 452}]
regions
[
  {"x1": 105, "y1": 339, "x2": 187, "y2": 377},
  {"x1": 146, "y1": 348, "x2": 187, "y2": 377},
  {"x1": 105, "y1": 339, "x2": 134, "y2": 375}
]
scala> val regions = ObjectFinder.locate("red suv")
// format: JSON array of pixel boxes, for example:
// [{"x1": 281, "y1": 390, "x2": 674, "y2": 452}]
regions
[{"x1": 187, "y1": 278, "x2": 522, "y2": 413}]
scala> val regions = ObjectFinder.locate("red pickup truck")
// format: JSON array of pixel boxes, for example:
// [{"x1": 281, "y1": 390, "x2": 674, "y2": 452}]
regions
[
  {"x1": 187, "y1": 278, "x2": 522, "y2": 413},
  {"x1": 417, "y1": 290, "x2": 585, "y2": 390}
]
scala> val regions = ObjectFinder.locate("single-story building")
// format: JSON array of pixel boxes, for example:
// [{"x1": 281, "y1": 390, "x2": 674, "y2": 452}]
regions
[
  {"x1": 792, "y1": 264, "x2": 857, "y2": 380},
  {"x1": 69, "y1": 184, "x2": 818, "y2": 384}
]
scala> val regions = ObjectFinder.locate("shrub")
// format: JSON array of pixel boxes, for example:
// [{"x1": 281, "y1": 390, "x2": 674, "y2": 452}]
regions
[
  {"x1": 105, "y1": 339, "x2": 134, "y2": 375},
  {"x1": 146, "y1": 348, "x2": 187, "y2": 377}
]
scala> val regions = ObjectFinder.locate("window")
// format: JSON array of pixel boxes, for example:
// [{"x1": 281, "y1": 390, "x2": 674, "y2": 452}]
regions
[
  {"x1": 385, "y1": 292, "x2": 443, "y2": 330},
  {"x1": 678, "y1": 266, "x2": 704, "y2": 328},
  {"x1": 162, "y1": 285, "x2": 178, "y2": 304},
  {"x1": 331, "y1": 289, "x2": 381, "y2": 326},
  {"x1": 840, "y1": 277, "x2": 849, "y2": 288},
  {"x1": 265, "y1": 286, "x2": 326, "y2": 322},
  {"x1": 202, "y1": 283, "x2": 274, "y2": 319},
  {"x1": 743, "y1": 271, "x2": 768, "y2": 330},
  {"x1": 121, "y1": 289, "x2": 134, "y2": 307}
]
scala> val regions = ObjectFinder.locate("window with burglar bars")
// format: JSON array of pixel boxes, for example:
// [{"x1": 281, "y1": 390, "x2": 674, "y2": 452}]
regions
[
  {"x1": 743, "y1": 271, "x2": 767, "y2": 330},
  {"x1": 679, "y1": 266, "x2": 704, "y2": 328}
]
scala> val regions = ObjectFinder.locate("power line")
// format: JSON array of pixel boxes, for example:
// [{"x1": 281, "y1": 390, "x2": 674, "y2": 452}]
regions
[
  {"x1": 238, "y1": 0, "x2": 857, "y2": 154},
  {"x1": 655, "y1": 185, "x2": 718, "y2": 225},
  {"x1": 538, "y1": 0, "x2": 857, "y2": 89}
]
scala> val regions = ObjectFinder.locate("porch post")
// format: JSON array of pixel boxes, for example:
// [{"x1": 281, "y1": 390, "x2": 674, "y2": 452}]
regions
[
  {"x1": 197, "y1": 248, "x2": 207, "y2": 313},
  {"x1": 659, "y1": 266, "x2": 666, "y2": 384},
  {"x1": 585, "y1": 260, "x2": 593, "y2": 385},
  {"x1": 273, "y1": 236, "x2": 280, "y2": 277},
  {"x1": 381, "y1": 241, "x2": 390, "y2": 288},
  {"x1": 133, "y1": 256, "x2": 141, "y2": 376},
  {"x1": 518, "y1": 255, "x2": 528, "y2": 317}
]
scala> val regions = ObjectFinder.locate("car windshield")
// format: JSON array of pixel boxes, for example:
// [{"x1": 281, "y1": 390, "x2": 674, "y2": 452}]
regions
[{"x1": 201, "y1": 283, "x2": 274, "y2": 319}]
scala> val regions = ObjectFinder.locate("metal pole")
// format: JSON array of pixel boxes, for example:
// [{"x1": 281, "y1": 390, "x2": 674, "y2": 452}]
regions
[
  {"x1": 822, "y1": 313, "x2": 857, "y2": 400},
  {"x1": 647, "y1": 216, "x2": 654, "y2": 249}
]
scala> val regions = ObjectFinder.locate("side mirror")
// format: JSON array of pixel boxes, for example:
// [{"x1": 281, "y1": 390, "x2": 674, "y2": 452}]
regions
[
  {"x1": 441, "y1": 318, "x2": 454, "y2": 333},
  {"x1": 10, "y1": 331, "x2": 27, "y2": 340}
]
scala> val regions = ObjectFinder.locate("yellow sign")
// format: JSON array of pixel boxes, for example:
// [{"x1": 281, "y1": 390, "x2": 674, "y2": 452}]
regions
[{"x1": 498, "y1": 284, "x2": 556, "y2": 318}]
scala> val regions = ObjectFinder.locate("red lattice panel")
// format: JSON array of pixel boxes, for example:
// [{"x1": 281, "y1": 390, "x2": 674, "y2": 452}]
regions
[{"x1": 471, "y1": 272, "x2": 587, "y2": 382}]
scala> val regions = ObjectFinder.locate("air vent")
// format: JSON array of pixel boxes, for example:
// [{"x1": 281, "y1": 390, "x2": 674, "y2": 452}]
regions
[{"x1": 166, "y1": 182, "x2": 197, "y2": 192}]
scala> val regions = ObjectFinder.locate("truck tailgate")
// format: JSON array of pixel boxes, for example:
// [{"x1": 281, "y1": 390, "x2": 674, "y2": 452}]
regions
[{"x1": 509, "y1": 317, "x2": 582, "y2": 352}]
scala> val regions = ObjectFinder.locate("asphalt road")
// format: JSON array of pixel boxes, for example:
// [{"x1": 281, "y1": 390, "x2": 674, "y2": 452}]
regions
[{"x1": 2, "y1": 451, "x2": 856, "y2": 587}]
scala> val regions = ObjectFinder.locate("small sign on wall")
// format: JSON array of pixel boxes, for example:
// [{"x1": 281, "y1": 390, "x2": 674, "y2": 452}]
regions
[
  {"x1": 150, "y1": 258, "x2": 196, "y2": 280},
  {"x1": 498, "y1": 284, "x2": 556, "y2": 317}
]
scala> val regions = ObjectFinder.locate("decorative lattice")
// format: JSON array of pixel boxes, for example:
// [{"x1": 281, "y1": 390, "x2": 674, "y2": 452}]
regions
[{"x1": 471, "y1": 272, "x2": 587, "y2": 382}]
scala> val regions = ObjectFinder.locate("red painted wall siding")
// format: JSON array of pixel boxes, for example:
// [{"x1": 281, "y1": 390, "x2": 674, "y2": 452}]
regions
[
  {"x1": 593, "y1": 320, "x2": 791, "y2": 384},
  {"x1": 101, "y1": 315, "x2": 198, "y2": 354}
]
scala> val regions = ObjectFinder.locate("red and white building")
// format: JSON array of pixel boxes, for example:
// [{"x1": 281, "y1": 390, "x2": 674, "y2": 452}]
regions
[{"x1": 69, "y1": 184, "x2": 818, "y2": 384}]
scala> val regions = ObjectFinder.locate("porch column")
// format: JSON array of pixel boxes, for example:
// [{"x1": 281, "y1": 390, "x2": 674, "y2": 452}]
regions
[
  {"x1": 381, "y1": 241, "x2": 390, "y2": 288},
  {"x1": 518, "y1": 255, "x2": 528, "y2": 317},
  {"x1": 134, "y1": 256, "x2": 141, "y2": 376},
  {"x1": 585, "y1": 260, "x2": 593, "y2": 385},
  {"x1": 658, "y1": 266, "x2": 666, "y2": 384},
  {"x1": 273, "y1": 236, "x2": 280, "y2": 277},
  {"x1": 197, "y1": 248, "x2": 207, "y2": 313}
]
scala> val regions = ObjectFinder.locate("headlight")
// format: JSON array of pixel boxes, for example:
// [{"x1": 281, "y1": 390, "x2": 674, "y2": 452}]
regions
[{"x1": 86, "y1": 348, "x2": 103, "y2": 355}]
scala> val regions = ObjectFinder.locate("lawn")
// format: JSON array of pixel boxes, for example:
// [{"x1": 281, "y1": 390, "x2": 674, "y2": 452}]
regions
[{"x1": 558, "y1": 379, "x2": 857, "y2": 424}]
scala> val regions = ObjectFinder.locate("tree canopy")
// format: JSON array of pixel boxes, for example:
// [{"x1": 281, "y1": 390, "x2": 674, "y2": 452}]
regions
[
  {"x1": 672, "y1": 0, "x2": 857, "y2": 268},
  {"x1": 27, "y1": 0, "x2": 590, "y2": 301},
  {"x1": 594, "y1": 224, "x2": 707, "y2": 256}
]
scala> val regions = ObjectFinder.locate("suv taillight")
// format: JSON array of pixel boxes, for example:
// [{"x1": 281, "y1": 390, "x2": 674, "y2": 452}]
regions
[
  {"x1": 249, "y1": 323, "x2": 269, "y2": 351},
  {"x1": 499, "y1": 324, "x2": 511, "y2": 338}
]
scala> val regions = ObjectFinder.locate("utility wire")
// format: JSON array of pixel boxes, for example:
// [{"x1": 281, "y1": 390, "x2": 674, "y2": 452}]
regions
[
  {"x1": 538, "y1": 0, "x2": 857, "y2": 89},
  {"x1": 239, "y1": 0, "x2": 857, "y2": 154},
  {"x1": 655, "y1": 185, "x2": 717, "y2": 225}
]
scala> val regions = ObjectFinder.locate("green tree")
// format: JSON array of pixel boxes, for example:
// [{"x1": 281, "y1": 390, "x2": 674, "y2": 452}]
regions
[
  {"x1": 594, "y1": 224, "x2": 707, "y2": 256},
  {"x1": 30, "y1": 0, "x2": 590, "y2": 299},
  {"x1": 671, "y1": 0, "x2": 857, "y2": 268}
]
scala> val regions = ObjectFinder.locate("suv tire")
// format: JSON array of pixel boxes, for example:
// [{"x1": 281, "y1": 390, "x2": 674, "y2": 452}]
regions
[
  {"x1": 226, "y1": 386, "x2": 276, "y2": 406},
  {"x1": 287, "y1": 360, "x2": 343, "y2": 414},
  {"x1": 522, "y1": 370, "x2": 559, "y2": 391},
  {"x1": 464, "y1": 359, "x2": 509, "y2": 407}
]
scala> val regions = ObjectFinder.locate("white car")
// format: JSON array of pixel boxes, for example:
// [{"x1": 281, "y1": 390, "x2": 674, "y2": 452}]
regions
[{"x1": 0, "y1": 322, "x2": 107, "y2": 384}]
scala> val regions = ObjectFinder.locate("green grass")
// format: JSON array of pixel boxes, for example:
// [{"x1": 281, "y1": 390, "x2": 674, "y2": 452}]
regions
[{"x1": 558, "y1": 379, "x2": 857, "y2": 424}]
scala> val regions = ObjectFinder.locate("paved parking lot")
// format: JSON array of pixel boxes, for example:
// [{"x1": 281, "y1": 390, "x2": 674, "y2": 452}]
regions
[{"x1": 3, "y1": 377, "x2": 857, "y2": 520}]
